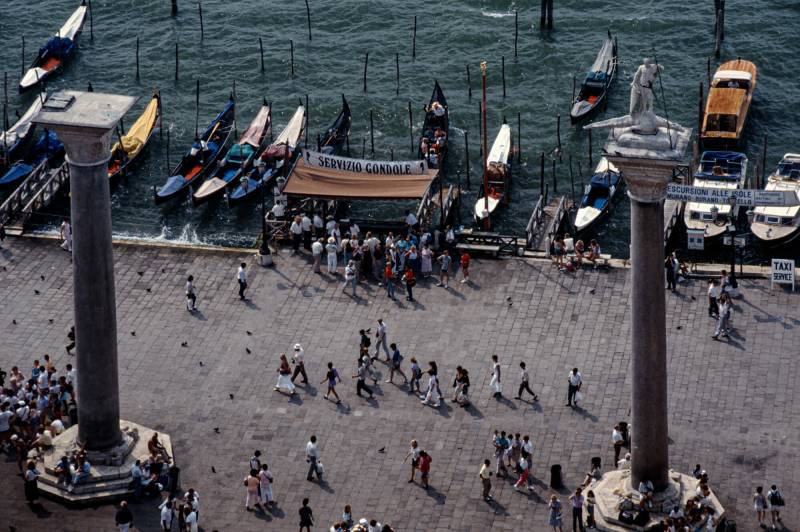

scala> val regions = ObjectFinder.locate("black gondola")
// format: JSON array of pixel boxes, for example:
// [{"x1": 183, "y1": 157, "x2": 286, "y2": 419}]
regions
[
  {"x1": 570, "y1": 31, "x2": 617, "y2": 123},
  {"x1": 417, "y1": 81, "x2": 449, "y2": 170},
  {"x1": 318, "y1": 95, "x2": 352, "y2": 155}
]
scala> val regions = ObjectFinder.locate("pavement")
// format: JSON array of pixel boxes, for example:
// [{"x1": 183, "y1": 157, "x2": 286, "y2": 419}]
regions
[{"x1": 1, "y1": 237, "x2": 798, "y2": 531}]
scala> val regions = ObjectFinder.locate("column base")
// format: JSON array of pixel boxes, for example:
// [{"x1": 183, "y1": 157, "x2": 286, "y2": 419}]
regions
[
  {"x1": 30, "y1": 420, "x2": 175, "y2": 506},
  {"x1": 590, "y1": 469, "x2": 725, "y2": 531}
]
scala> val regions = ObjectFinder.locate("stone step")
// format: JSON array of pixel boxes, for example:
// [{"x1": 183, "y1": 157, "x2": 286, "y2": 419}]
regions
[
  {"x1": 38, "y1": 479, "x2": 133, "y2": 506},
  {"x1": 38, "y1": 471, "x2": 133, "y2": 495}
]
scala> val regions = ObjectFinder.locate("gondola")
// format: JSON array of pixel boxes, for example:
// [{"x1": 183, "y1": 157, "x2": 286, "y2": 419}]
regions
[
  {"x1": 570, "y1": 31, "x2": 617, "y2": 123},
  {"x1": 0, "y1": 95, "x2": 44, "y2": 171},
  {"x1": 318, "y1": 95, "x2": 351, "y2": 155},
  {"x1": 108, "y1": 92, "x2": 161, "y2": 181},
  {"x1": 227, "y1": 105, "x2": 304, "y2": 207},
  {"x1": 474, "y1": 123, "x2": 512, "y2": 222},
  {"x1": 573, "y1": 157, "x2": 622, "y2": 232},
  {"x1": 153, "y1": 97, "x2": 235, "y2": 205},
  {"x1": 193, "y1": 102, "x2": 271, "y2": 206},
  {"x1": 418, "y1": 81, "x2": 449, "y2": 170},
  {"x1": 19, "y1": 1, "x2": 88, "y2": 93},
  {"x1": 0, "y1": 130, "x2": 63, "y2": 188}
]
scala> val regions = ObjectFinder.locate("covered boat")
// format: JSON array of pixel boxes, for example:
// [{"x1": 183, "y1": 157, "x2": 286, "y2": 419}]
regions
[
  {"x1": 570, "y1": 32, "x2": 617, "y2": 123},
  {"x1": 751, "y1": 154, "x2": 800, "y2": 245},
  {"x1": 0, "y1": 130, "x2": 63, "y2": 188},
  {"x1": 0, "y1": 95, "x2": 44, "y2": 170},
  {"x1": 19, "y1": 2, "x2": 88, "y2": 92},
  {"x1": 418, "y1": 81, "x2": 449, "y2": 170},
  {"x1": 227, "y1": 105, "x2": 304, "y2": 207},
  {"x1": 683, "y1": 151, "x2": 748, "y2": 240},
  {"x1": 153, "y1": 98, "x2": 235, "y2": 204},
  {"x1": 318, "y1": 95, "x2": 351, "y2": 155},
  {"x1": 573, "y1": 158, "x2": 622, "y2": 232},
  {"x1": 108, "y1": 92, "x2": 161, "y2": 181},
  {"x1": 474, "y1": 123, "x2": 512, "y2": 222},
  {"x1": 193, "y1": 103, "x2": 271, "y2": 206},
  {"x1": 700, "y1": 60, "x2": 757, "y2": 149}
]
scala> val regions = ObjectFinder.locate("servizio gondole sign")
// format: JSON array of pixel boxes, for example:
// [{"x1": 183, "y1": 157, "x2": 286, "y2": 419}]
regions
[
  {"x1": 302, "y1": 149, "x2": 430, "y2": 176},
  {"x1": 666, "y1": 184, "x2": 800, "y2": 207}
]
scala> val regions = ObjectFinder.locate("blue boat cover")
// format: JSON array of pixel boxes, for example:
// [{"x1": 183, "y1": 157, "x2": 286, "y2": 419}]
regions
[
  {"x1": 585, "y1": 71, "x2": 609, "y2": 84},
  {"x1": 226, "y1": 144, "x2": 255, "y2": 164},
  {"x1": 32, "y1": 130, "x2": 63, "y2": 155},
  {"x1": 696, "y1": 151, "x2": 745, "y2": 180},
  {"x1": 0, "y1": 162, "x2": 33, "y2": 186},
  {"x1": 39, "y1": 36, "x2": 75, "y2": 59},
  {"x1": 201, "y1": 100, "x2": 234, "y2": 139},
  {"x1": 589, "y1": 170, "x2": 620, "y2": 189}
]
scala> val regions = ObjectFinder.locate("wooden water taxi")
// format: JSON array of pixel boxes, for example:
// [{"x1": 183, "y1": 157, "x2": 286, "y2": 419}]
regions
[{"x1": 700, "y1": 60, "x2": 757, "y2": 149}]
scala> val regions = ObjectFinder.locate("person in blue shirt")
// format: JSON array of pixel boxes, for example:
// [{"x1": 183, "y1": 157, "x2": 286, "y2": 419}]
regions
[{"x1": 386, "y1": 343, "x2": 409, "y2": 385}]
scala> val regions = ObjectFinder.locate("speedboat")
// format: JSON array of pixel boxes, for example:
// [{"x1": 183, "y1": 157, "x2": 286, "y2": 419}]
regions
[
  {"x1": 683, "y1": 151, "x2": 747, "y2": 240},
  {"x1": 574, "y1": 157, "x2": 622, "y2": 232},
  {"x1": 750, "y1": 153, "x2": 800, "y2": 245}
]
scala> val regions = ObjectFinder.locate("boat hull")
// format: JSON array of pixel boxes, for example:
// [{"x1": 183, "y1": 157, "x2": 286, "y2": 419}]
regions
[{"x1": 750, "y1": 222, "x2": 800, "y2": 246}]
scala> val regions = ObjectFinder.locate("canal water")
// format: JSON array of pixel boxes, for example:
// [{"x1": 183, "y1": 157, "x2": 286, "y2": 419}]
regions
[{"x1": 1, "y1": 0, "x2": 798, "y2": 259}]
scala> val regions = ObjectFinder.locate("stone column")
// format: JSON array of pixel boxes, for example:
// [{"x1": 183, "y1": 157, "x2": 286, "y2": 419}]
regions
[{"x1": 34, "y1": 91, "x2": 136, "y2": 452}]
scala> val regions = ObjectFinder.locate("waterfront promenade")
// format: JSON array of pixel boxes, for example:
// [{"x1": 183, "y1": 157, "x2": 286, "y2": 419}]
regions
[{"x1": 1, "y1": 237, "x2": 797, "y2": 531}]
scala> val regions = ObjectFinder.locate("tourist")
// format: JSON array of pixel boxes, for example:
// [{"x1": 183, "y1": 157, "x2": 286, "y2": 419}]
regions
[
  {"x1": 312, "y1": 238, "x2": 324, "y2": 273},
  {"x1": 274, "y1": 354, "x2": 297, "y2": 395},
  {"x1": 148, "y1": 432, "x2": 171, "y2": 463},
  {"x1": 404, "y1": 209, "x2": 418, "y2": 232},
  {"x1": 585, "y1": 490, "x2": 597, "y2": 529},
  {"x1": 325, "y1": 237, "x2": 338, "y2": 275},
  {"x1": 343, "y1": 260, "x2": 358, "y2": 296},
  {"x1": 342, "y1": 234, "x2": 352, "y2": 265},
  {"x1": 514, "y1": 452, "x2": 530, "y2": 493},
  {"x1": 548, "y1": 495, "x2": 564, "y2": 531},
  {"x1": 372, "y1": 243, "x2": 384, "y2": 282},
  {"x1": 259, "y1": 464, "x2": 274, "y2": 507},
  {"x1": 306, "y1": 435, "x2": 322, "y2": 482},
  {"x1": 420, "y1": 365, "x2": 441, "y2": 407},
  {"x1": 574, "y1": 239, "x2": 585, "y2": 266},
  {"x1": 493, "y1": 431, "x2": 510, "y2": 478},
  {"x1": 115, "y1": 501, "x2": 134, "y2": 532},
  {"x1": 436, "y1": 249, "x2": 451, "y2": 288},
  {"x1": 612, "y1": 424, "x2": 625, "y2": 466},
  {"x1": 489, "y1": 355, "x2": 502, "y2": 398},
  {"x1": 299, "y1": 497, "x2": 314, "y2": 532},
  {"x1": 313, "y1": 212, "x2": 324, "y2": 237},
  {"x1": 130, "y1": 459, "x2": 146, "y2": 500},
  {"x1": 711, "y1": 292, "x2": 731, "y2": 340},
  {"x1": 386, "y1": 343, "x2": 408, "y2": 385},
  {"x1": 321, "y1": 362, "x2": 342, "y2": 403},
  {"x1": 384, "y1": 259, "x2": 396, "y2": 299},
  {"x1": 569, "y1": 487, "x2": 586, "y2": 532},
  {"x1": 409, "y1": 357, "x2": 422, "y2": 393},
  {"x1": 665, "y1": 253, "x2": 677, "y2": 292},
  {"x1": 244, "y1": 469, "x2": 265, "y2": 513},
  {"x1": 353, "y1": 359, "x2": 374, "y2": 399},
  {"x1": 237, "y1": 262, "x2": 248, "y2": 300},
  {"x1": 291, "y1": 343, "x2": 309, "y2": 384},
  {"x1": 754, "y1": 486, "x2": 768, "y2": 528},
  {"x1": 515, "y1": 362, "x2": 538, "y2": 401},
  {"x1": 707, "y1": 280, "x2": 719, "y2": 318},
  {"x1": 420, "y1": 244, "x2": 433, "y2": 278},
  {"x1": 373, "y1": 319, "x2": 389, "y2": 360},
  {"x1": 185, "y1": 275, "x2": 196, "y2": 312},
  {"x1": 342, "y1": 504, "x2": 354, "y2": 529},
  {"x1": 459, "y1": 250, "x2": 471, "y2": 283},
  {"x1": 479, "y1": 459, "x2": 493, "y2": 502},
  {"x1": 23, "y1": 460, "x2": 40, "y2": 504},
  {"x1": 638, "y1": 478, "x2": 654, "y2": 509},
  {"x1": 583, "y1": 457, "x2": 602, "y2": 488},
  {"x1": 566, "y1": 367, "x2": 582, "y2": 407},
  {"x1": 552, "y1": 235, "x2": 565, "y2": 266},
  {"x1": 417, "y1": 450, "x2": 432, "y2": 489},
  {"x1": 404, "y1": 440, "x2": 421, "y2": 483},
  {"x1": 159, "y1": 499, "x2": 174, "y2": 531},
  {"x1": 290, "y1": 215, "x2": 303, "y2": 253},
  {"x1": 60, "y1": 219, "x2": 72, "y2": 252},
  {"x1": 249, "y1": 451, "x2": 262, "y2": 473},
  {"x1": 185, "y1": 504, "x2": 199, "y2": 532},
  {"x1": 302, "y1": 212, "x2": 313, "y2": 250},
  {"x1": 617, "y1": 452, "x2": 631, "y2": 470},
  {"x1": 767, "y1": 484, "x2": 785, "y2": 528},
  {"x1": 403, "y1": 268, "x2": 416, "y2": 302},
  {"x1": 65, "y1": 325, "x2": 76, "y2": 355},
  {"x1": 587, "y1": 240, "x2": 601, "y2": 268}
]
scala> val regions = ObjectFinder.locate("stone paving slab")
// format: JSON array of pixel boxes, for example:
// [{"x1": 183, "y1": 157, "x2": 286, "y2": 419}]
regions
[{"x1": 0, "y1": 237, "x2": 798, "y2": 531}]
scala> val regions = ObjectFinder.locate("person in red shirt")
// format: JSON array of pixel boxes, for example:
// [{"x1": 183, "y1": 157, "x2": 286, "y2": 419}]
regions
[
  {"x1": 384, "y1": 261, "x2": 395, "y2": 300},
  {"x1": 459, "y1": 252, "x2": 471, "y2": 284},
  {"x1": 403, "y1": 268, "x2": 416, "y2": 302},
  {"x1": 417, "y1": 450, "x2": 432, "y2": 489}
]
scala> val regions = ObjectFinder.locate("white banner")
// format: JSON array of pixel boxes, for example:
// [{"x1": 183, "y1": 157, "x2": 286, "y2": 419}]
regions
[
  {"x1": 666, "y1": 184, "x2": 800, "y2": 207},
  {"x1": 302, "y1": 149, "x2": 429, "y2": 176}
]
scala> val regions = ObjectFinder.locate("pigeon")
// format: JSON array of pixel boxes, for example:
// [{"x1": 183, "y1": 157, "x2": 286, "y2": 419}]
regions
[
  {"x1": 211, "y1": 466, "x2": 216, "y2": 473},
  {"x1": 199, "y1": 361, "x2": 204, "y2": 367},
  {"x1": 245, "y1": 348, "x2": 251, "y2": 354},
  {"x1": 12, "y1": 319, "x2": 17, "y2": 325},
  {"x1": 48, "y1": 319, "x2": 54, "y2": 323},
  {"x1": 161, "y1": 268, "x2": 166, "y2": 273},
  {"x1": 246, "y1": 331, "x2": 253, "y2": 336},
  {"x1": 131, "y1": 331, "x2": 136, "y2": 336},
  {"x1": 2, "y1": 266, "x2": 6, "y2": 271},
  {"x1": 34, "y1": 290, "x2": 40, "y2": 295},
  {"x1": 676, "y1": 326, "x2": 682, "y2": 330},
  {"x1": 690, "y1": 295, "x2": 696, "y2": 301},
  {"x1": 181, "y1": 341, "x2": 188, "y2": 347},
  {"x1": 378, "y1": 447, "x2": 385, "y2": 453},
  {"x1": 589, "y1": 288, "x2": 596, "y2": 295},
  {"x1": 145, "y1": 287, "x2": 151, "y2": 293},
  {"x1": 40, "y1": 275, "x2": 45, "y2": 280},
  {"x1": 137, "y1": 271, "x2": 144, "y2": 276},
  {"x1": 213, "y1": 427, "x2": 220, "y2": 433},
  {"x1": 229, "y1": 393, "x2": 234, "y2": 400}
]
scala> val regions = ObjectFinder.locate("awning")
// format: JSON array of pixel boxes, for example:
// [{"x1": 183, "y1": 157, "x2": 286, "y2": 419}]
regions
[{"x1": 282, "y1": 150, "x2": 438, "y2": 200}]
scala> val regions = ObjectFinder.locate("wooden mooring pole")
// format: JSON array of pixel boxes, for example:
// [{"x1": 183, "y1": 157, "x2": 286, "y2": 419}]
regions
[
  {"x1": 259, "y1": 38, "x2": 265, "y2": 73},
  {"x1": 171, "y1": 0, "x2": 177, "y2": 16},
  {"x1": 198, "y1": 2, "x2": 204, "y2": 40},
  {"x1": 502, "y1": 56, "x2": 506, "y2": 98},
  {"x1": 514, "y1": 10, "x2": 518, "y2": 58},
  {"x1": 304, "y1": 0, "x2": 312, "y2": 41},
  {"x1": 369, "y1": 109, "x2": 375, "y2": 156},
  {"x1": 466, "y1": 64, "x2": 472, "y2": 99},
  {"x1": 464, "y1": 131, "x2": 471, "y2": 190},
  {"x1": 290, "y1": 40, "x2": 294, "y2": 78},
  {"x1": 540, "y1": 152, "x2": 545, "y2": 197},
  {"x1": 174, "y1": 43, "x2": 179, "y2": 80},
  {"x1": 396, "y1": 53, "x2": 400, "y2": 95},
  {"x1": 517, "y1": 112, "x2": 522, "y2": 164},
  {"x1": 412, "y1": 16, "x2": 417, "y2": 59},
  {"x1": 363, "y1": 52, "x2": 368, "y2": 92},
  {"x1": 135, "y1": 37, "x2": 140, "y2": 80},
  {"x1": 408, "y1": 101, "x2": 414, "y2": 154}
]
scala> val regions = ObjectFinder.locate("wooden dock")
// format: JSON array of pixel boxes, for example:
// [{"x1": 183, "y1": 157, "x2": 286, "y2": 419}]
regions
[
  {"x1": 525, "y1": 194, "x2": 570, "y2": 253},
  {"x1": 0, "y1": 161, "x2": 70, "y2": 236}
]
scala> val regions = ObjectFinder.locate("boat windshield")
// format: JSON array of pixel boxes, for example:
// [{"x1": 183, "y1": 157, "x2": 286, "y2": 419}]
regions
[
  {"x1": 776, "y1": 161, "x2": 800, "y2": 180},
  {"x1": 696, "y1": 152, "x2": 745, "y2": 180},
  {"x1": 705, "y1": 114, "x2": 737, "y2": 133}
]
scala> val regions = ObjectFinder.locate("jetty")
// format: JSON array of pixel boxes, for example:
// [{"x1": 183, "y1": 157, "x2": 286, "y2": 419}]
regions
[
  {"x1": 525, "y1": 193, "x2": 570, "y2": 253},
  {"x1": 0, "y1": 160, "x2": 69, "y2": 235}
]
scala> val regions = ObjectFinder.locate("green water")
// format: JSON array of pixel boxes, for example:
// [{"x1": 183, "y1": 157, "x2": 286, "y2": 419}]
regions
[{"x1": 1, "y1": 0, "x2": 798, "y2": 257}]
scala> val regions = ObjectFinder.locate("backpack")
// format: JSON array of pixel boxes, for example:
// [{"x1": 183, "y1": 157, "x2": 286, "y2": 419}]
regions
[{"x1": 770, "y1": 491, "x2": 784, "y2": 506}]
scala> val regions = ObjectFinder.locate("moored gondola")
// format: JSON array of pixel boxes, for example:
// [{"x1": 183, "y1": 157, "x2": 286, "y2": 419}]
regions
[
  {"x1": 1, "y1": 95, "x2": 45, "y2": 171},
  {"x1": 573, "y1": 157, "x2": 622, "y2": 233},
  {"x1": 570, "y1": 31, "x2": 617, "y2": 123},
  {"x1": 153, "y1": 97, "x2": 235, "y2": 205},
  {"x1": 474, "y1": 123, "x2": 512, "y2": 222},
  {"x1": 0, "y1": 129, "x2": 64, "y2": 188},
  {"x1": 193, "y1": 101, "x2": 271, "y2": 206},
  {"x1": 108, "y1": 92, "x2": 161, "y2": 181},
  {"x1": 418, "y1": 81, "x2": 449, "y2": 170},
  {"x1": 318, "y1": 95, "x2": 351, "y2": 155},
  {"x1": 19, "y1": 1, "x2": 88, "y2": 92}
]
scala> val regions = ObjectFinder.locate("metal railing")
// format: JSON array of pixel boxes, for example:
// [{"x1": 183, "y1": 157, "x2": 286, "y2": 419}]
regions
[
  {"x1": 0, "y1": 160, "x2": 68, "y2": 229},
  {"x1": 525, "y1": 194, "x2": 545, "y2": 249}
]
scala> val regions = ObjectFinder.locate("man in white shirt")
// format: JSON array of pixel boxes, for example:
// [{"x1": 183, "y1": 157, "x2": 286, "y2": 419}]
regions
[
  {"x1": 270, "y1": 200, "x2": 285, "y2": 219},
  {"x1": 306, "y1": 435, "x2": 322, "y2": 481},
  {"x1": 349, "y1": 222, "x2": 360, "y2": 240},
  {"x1": 311, "y1": 238, "x2": 323, "y2": 273},
  {"x1": 617, "y1": 452, "x2": 632, "y2": 470},
  {"x1": 567, "y1": 367, "x2": 582, "y2": 407},
  {"x1": 325, "y1": 216, "x2": 337, "y2": 234},
  {"x1": 60, "y1": 219, "x2": 72, "y2": 252},
  {"x1": 301, "y1": 213, "x2": 313, "y2": 250},
  {"x1": 160, "y1": 500, "x2": 174, "y2": 531},
  {"x1": 343, "y1": 260, "x2": 357, "y2": 296},
  {"x1": 372, "y1": 319, "x2": 389, "y2": 360},
  {"x1": 404, "y1": 210, "x2": 418, "y2": 230},
  {"x1": 0, "y1": 402, "x2": 14, "y2": 448},
  {"x1": 291, "y1": 344, "x2": 308, "y2": 384},
  {"x1": 612, "y1": 425, "x2": 625, "y2": 465},
  {"x1": 365, "y1": 232, "x2": 379, "y2": 254},
  {"x1": 237, "y1": 263, "x2": 248, "y2": 301},
  {"x1": 185, "y1": 275, "x2": 196, "y2": 311},
  {"x1": 290, "y1": 216, "x2": 303, "y2": 254},
  {"x1": 312, "y1": 213, "x2": 324, "y2": 237}
]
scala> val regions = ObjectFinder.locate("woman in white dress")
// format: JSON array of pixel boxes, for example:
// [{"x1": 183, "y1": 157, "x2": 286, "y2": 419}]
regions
[
  {"x1": 420, "y1": 245, "x2": 433, "y2": 278},
  {"x1": 489, "y1": 355, "x2": 502, "y2": 398},
  {"x1": 274, "y1": 354, "x2": 297, "y2": 395}
]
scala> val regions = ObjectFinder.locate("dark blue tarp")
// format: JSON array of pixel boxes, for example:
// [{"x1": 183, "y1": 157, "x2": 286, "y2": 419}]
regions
[
  {"x1": 585, "y1": 71, "x2": 609, "y2": 84},
  {"x1": 39, "y1": 36, "x2": 75, "y2": 59},
  {"x1": 697, "y1": 151, "x2": 745, "y2": 179},
  {"x1": 589, "y1": 170, "x2": 620, "y2": 189}
]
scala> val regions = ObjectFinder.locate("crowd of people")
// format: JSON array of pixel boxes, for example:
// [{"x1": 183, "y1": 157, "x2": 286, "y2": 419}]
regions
[{"x1": 551, "y1": 235, "x2": 604, "y2": 271}]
